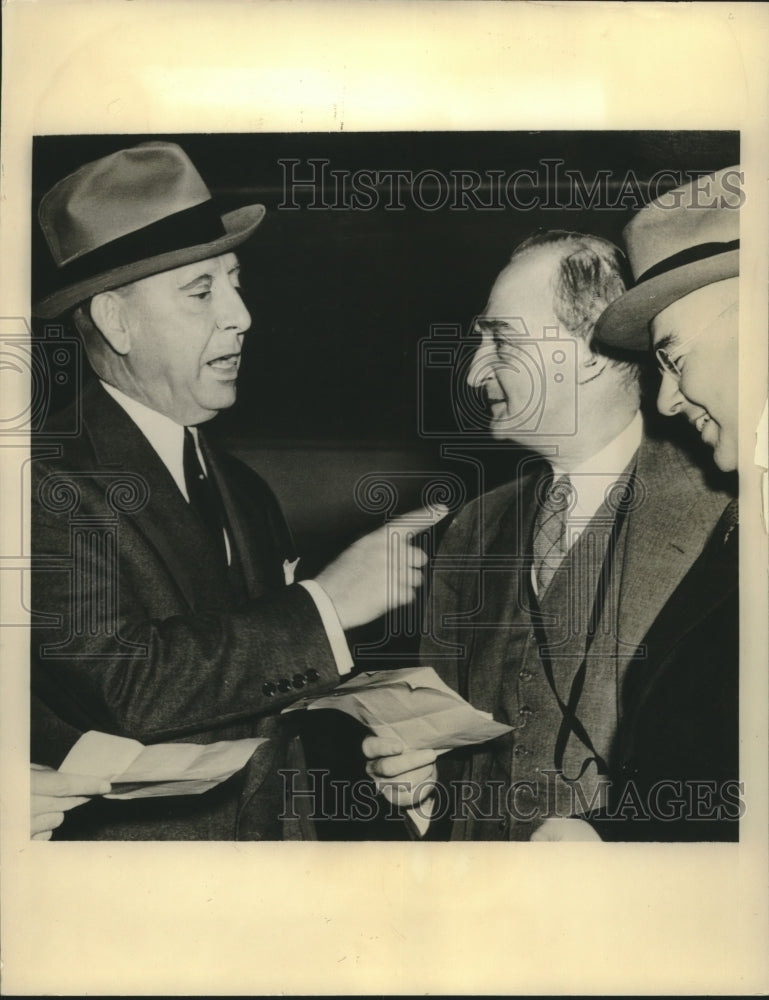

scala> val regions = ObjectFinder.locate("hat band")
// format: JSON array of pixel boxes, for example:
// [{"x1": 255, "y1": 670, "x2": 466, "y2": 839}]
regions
[
  {"x1": 52, "y1": 199, "x2": 228, "y2": 288},
  {"x1": 636, "y1": 239, "x2": 739, "y2": 285}
]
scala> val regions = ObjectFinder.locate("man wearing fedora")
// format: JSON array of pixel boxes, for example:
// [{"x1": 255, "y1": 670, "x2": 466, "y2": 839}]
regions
[
  {"x1": 30, "y1": 141, "x2": 441, "y2": 840},
  {"x1": 582, "y1": 164, "x2": 745, "y2": 840},
  {"x1": 363, "y1": 226, "x2": 734, "y2": 841}
]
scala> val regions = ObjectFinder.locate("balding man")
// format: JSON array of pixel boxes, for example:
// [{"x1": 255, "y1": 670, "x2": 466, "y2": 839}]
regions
[{"x1": 364, "y1": 229, "x2": 732, "y2": 840}]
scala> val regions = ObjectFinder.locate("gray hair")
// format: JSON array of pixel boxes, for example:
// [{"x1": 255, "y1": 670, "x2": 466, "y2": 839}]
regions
[{"x1": 510, "y1": 230, "x2": 640, "y2": 382}]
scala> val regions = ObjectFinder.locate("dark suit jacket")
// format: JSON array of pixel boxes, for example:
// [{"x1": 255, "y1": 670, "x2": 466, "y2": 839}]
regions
[
  {"x1": 591, "y1": 502, "x2": 739, "y2": 841},
  {"x1": 419, "y1": 428, "x2": 733, "y2": 841},
  {"x1": 31, "y1": 380, "x2": 340, "y2": 839}
]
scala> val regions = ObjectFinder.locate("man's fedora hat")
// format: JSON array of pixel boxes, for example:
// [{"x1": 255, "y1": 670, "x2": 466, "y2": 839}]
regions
[
  {"x1": 33, "y1": 142, "x2": 265, "y2": 318},
  {"x1": 595, "y1": 165, "x2": 741, "y2": 351}
]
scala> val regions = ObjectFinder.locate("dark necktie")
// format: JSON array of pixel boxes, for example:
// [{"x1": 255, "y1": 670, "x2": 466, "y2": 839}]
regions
[
  {"x1": 532, "y1": 474, "x2": 573, "y2": 595},
  {"x1": 183, "y1": 427, "x2": 228, "y2": 564}
]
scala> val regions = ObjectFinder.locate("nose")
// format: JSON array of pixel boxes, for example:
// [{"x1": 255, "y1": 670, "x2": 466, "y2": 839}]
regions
[
  {"x1": 656, "y1": 371, "x2": 685, "y2": 417},
  {"x1": 467, "y1": 343, "x2": 496, "y2": 389},
  {"x1": 217, "y1": 282, "x2": 251, "y2": 335}
]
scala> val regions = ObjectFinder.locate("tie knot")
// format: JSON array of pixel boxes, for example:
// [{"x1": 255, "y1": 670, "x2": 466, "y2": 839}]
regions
[{"x1": 543, "y1": 475, "x2": 574, "y2": 514}]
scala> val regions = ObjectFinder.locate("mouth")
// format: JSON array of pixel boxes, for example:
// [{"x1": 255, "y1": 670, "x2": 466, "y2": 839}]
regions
[
  {"x1": 694, "y1": 413, "x2": 711, "y2": 434},
  {"x1": 692, "y1": 411, "x2": 719, "y2": 447},
  {"x1": 206, "y1": 353, "x2": 241, "y2": 377}
]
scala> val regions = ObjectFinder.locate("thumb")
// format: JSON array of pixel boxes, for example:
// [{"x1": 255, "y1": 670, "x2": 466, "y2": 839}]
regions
[{"x1": 362, "y1": 735, "x2": 406, "y2": 760}]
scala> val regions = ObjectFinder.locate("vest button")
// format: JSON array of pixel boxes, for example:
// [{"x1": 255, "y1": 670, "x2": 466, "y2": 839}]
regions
[
  {"x1": 519, "y1": 668, "x2": 532, "y2": 681},
  {"x1": 513, "y1": 744, "x2": 527, "y2": 758},
  {"x1": 519, "y1": 705, "x2": 532, "y2": 717}
]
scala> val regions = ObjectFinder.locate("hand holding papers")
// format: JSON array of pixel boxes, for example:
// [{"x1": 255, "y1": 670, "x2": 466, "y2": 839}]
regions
[
  {"x1": 59, "y1": 731, "x2": 268, "y2": 799},
  {"x1": 282, "y1": 666, "x2": 512, "y2": 752},
  {"x1": 284, "y1": 666, "x2": 510, "y2": 818}
]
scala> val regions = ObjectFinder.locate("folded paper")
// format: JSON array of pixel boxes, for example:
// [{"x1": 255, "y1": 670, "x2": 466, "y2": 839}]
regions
[
  {"x1": 283, "y1": 666, "x2": 512, "y2": 750},
  {"x1": 59, "y1": 731, "x2": 268, "y2": 799}
]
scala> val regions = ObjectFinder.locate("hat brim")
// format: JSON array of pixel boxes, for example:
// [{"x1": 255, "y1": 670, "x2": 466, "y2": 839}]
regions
[
  {"x1": 594, "y1": 249, "x2": 739, "y2": 351},
  {"x1": 33, "y1": 203, "x2": 266, "y2": 319}
]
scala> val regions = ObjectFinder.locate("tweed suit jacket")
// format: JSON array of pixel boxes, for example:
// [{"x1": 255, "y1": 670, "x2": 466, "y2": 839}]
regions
[
  {"x1": 420, "y1": 426, "x2": 733, "y2": 840},
  {"x1": 31, "y1": 379, "x2": 340, "y2": 840}
]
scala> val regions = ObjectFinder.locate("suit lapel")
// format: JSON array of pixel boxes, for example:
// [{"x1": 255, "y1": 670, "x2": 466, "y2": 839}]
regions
[
  {"x1": 642, "y1": 505, "x2": 737, "y2": 663},
  {"x1": 466, "y1": 466, "x2": 543, "y2": 715},
  {"x1": 616, "y1": 431, "x2": 733, "y2": 668},
  {"x1": 199, "y1": 436, "x2": 285, "y2": 596},
  {"x1": 81, "y1": 382, "x2": 219, "y2": 610}
]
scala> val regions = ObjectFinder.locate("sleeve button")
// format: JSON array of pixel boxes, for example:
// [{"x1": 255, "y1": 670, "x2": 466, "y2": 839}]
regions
[
  {"x1": 262, "y1": 681, "x2": 276, "y2": 697},
  {"x1": 277, "y1": 678, "x2": 292, "y2": 693},
  {"x1": 306, "y1": 668, "x2": 320, "y2": 682},
  {"x1": 292, "y1": 673, "x2": 306, "y2": 689}
]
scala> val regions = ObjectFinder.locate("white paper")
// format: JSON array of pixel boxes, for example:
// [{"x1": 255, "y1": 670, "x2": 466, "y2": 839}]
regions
[
  {"x1": 60, "y1": 730, "x2": 268, "y2": 799},
  {"x1": 283, "y1": 666, "x2": 512, "y2": 750}
]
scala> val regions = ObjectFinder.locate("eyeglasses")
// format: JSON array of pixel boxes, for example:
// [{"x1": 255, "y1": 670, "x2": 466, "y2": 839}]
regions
[
  {"x1": 654, "y1": 300, "x2": 738, "y2": 382},
  {"x1": 655, "y1": 334, "x2": 701, "y2": 381}
]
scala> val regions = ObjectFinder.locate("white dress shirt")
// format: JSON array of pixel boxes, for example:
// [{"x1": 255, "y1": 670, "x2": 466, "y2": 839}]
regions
[
  {"x1": 100, "y1": 381, "x2": 352, "y2": 675},
  {"x1": 532, "y1": 411, "x2": 643, "y2": 595},
  {"x1": 551, "y1": 410, "x2": 643, "y2": 524},
  {"x1": 413, "y1": 411, "x2": 645, "y2": 836}
]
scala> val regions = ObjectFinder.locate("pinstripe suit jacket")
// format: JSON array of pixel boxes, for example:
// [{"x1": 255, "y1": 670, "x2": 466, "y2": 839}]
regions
[{"x1": 31, "y1": 379, "x2": 339, "y2": 840}]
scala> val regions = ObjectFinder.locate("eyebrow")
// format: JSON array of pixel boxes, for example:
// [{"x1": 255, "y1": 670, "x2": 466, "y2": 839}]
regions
[
  {"x1": 177, "y1": 263, "x2": 240, "y2": 291},
  {"x1": 179, "y1": 272, "x2": 213, "y2": 291},
  {"x1": 475, "y1": 318, "x2": 524, "y2": 336},
  {"x1": 654, "y1": 332, "x2": 676, "y2": 353}
]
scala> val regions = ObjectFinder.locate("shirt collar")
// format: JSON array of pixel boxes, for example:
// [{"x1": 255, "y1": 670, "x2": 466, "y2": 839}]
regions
[
  {"x1": 551, "y1": 411, "x2": 643, "y2": 522},
  {"x1": 100, "y1": 380, "x2": 195, "y2": 500}
]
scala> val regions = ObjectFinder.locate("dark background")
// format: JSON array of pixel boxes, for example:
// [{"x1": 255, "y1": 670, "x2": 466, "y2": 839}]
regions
[
  {"x1": 32, "y1": 132, "x2": 739, "y2": 836},
  {"x1": 31, "y1": 129, "x2": 738, "y2": 624}
]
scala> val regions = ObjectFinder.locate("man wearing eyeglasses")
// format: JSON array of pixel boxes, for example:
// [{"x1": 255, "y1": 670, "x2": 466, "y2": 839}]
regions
[
  {"x1": 363, "y1": 226, "x2": 734, "y2": 841},
  {"x1": 581, "y1": 165, "x2": 744, "y2": 841}
]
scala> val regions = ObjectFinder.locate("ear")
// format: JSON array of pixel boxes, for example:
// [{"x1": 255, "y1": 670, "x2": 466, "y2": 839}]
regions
[
  {"x1": 575, "y1": 336, "x2": 609, "y2": 383},
  {"x1": 89, "y1": 291, "x2": 132, "y2": 355}
]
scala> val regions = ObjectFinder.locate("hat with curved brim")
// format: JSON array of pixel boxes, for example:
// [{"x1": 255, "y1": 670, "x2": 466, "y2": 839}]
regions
[
  {"x1": 594, "y1": 165, "x2": 741, "y2": 351},
  {"x1": 33, "y1": 142, "x2": 266, "y2": 318}
]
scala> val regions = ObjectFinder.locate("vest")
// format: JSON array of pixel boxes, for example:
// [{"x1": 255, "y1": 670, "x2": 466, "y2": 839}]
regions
[{"x1": 460, "y1": 494, "x2": 630, "y2": 841}]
